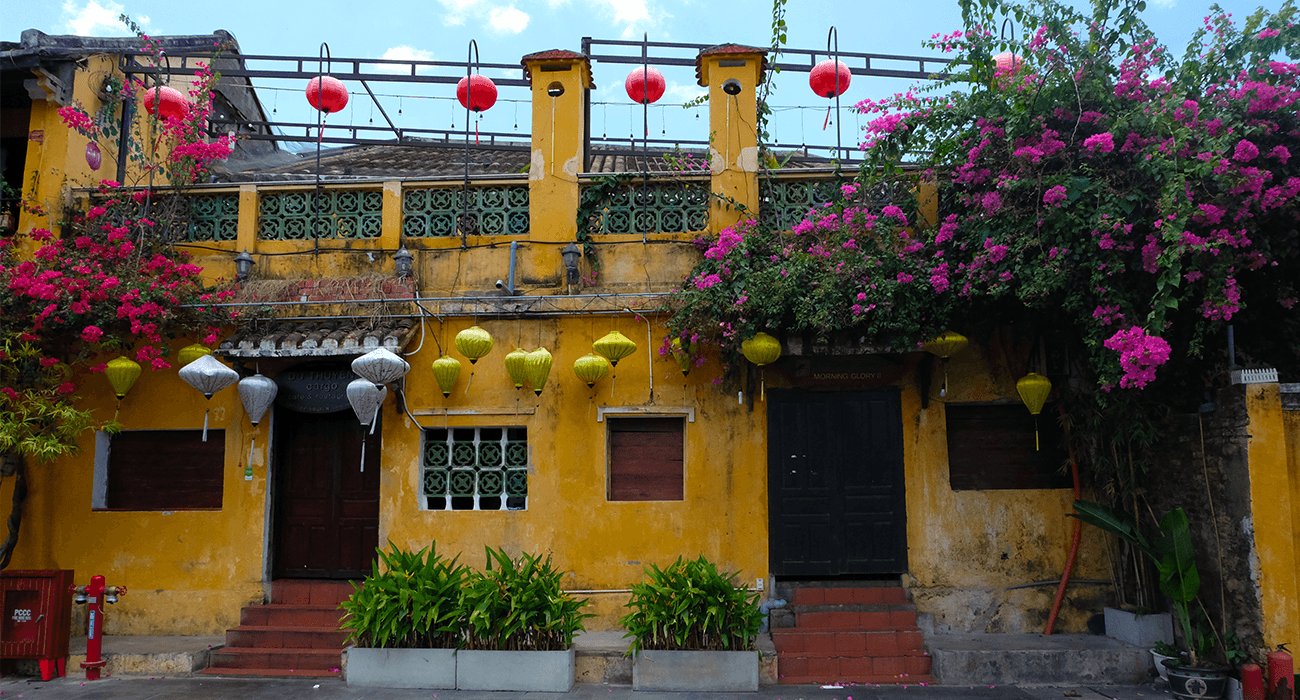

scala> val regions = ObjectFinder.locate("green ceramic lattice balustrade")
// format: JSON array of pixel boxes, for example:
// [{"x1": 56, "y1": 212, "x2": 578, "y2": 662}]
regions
[
  {"x1": 186, "y1": 194, "x2": 240, "y2": 241},
  {"x1": 258, "y1": 189, "x2": 383, "y2": 240},
  {"x1": 403, "y1": 185, "x2": 529, "y2": 237},
  {"x1": 422, "y1": 427, "x2": 528, "y2": 511},
  {"x1": 580, "y1": 181, "x2": 709, "y2": 235},
  {"x1": 760, "y1": 177, "x2": 910, "y2": 231}
]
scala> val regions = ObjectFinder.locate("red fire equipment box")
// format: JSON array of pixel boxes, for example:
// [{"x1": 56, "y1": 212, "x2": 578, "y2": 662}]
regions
[{"x1": 1, "y1": 569, "x2": 74, "y2": 681}]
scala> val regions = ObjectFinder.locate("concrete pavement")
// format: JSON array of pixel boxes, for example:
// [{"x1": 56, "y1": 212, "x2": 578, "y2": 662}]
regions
[{"x1": 0, "y1": 674, "x2": 1173, "y2": 700}]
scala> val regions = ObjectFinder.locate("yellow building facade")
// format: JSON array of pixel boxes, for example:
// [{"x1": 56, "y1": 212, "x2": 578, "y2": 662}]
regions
[{"x1": 19, "y1": 34, "x2": 1287, "y2": 652}]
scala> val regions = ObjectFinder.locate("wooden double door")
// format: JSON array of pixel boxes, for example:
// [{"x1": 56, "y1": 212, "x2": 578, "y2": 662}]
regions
[
  {"x1": 272, "y1": 409, "x2": 380, "y2": 579},
  {"x1": 767, "y1": 390, "x2": 907, "y2": 577}
]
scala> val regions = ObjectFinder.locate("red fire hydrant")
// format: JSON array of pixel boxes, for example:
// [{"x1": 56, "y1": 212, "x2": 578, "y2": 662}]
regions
[{"x1": 69, "y1": 575, "x2": 126, "y2": 681}]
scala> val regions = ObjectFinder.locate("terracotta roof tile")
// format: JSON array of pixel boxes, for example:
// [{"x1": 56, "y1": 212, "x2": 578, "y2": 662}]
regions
[
  {"x1": 521, "y1": 49, "x2": 595, "y2": 89},
  {"x1": 217, "y1": 318, "x2": 417, "y2": 358},
  {"x1": 695, "y1": 43, "x2": 770, "y2": 86}
]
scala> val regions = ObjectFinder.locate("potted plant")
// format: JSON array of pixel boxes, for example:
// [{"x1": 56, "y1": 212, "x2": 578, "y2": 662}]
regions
[
  {"x1": 620, "y1": 555, "x2": 764, "y2": 692},
  {"x1": 454, "y1": 547, "x2": 591, "y2": 692},
  {"x1": 1072, "y1": 502, "x2": 1230, "y2": 699},
  {"x1": 339, "y1": 542, "x2": 467, "y2": 689}
]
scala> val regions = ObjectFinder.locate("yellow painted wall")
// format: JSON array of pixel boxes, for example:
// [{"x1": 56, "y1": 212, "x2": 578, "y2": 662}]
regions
[
  {"x1": 1286, "y1": 408, "x2": 1300, "y2": 650},
  {"x1": 4, "y1": 338, "x2": 264, "y2": 635},
  {"x1": 1245, "y1": 386, "x2": 1298, "y2": 650}
]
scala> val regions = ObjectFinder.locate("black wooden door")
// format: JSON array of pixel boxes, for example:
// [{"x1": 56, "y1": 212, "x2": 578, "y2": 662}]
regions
[
  {"x1": 273, "y1": 409, "x2": 380, "y2": 579},
  {"x1": 767, "y1": 390, "x2": 907, "y2": 577}
]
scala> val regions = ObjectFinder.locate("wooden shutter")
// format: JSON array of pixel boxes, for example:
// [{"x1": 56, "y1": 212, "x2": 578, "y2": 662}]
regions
[
  {"x1": 945, "y1": 405, "x2": 1071, "y2": 491},
  {"x1": 608, "y1": 417, "x2": 684, "y2": 501},
  {"x1": 105, "y1": 430, "x2": 225, "y2": 510}
]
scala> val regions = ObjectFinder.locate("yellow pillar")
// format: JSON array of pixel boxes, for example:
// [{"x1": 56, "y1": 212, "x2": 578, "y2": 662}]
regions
[
  {"x1": 521, "y1": 50, "x2": 591, "y2": 287},
  {"x1": 696, "y1": 45, "x2": 766, "y2": 234},
  {"x1": 1244, "y1": 383, "x2": 1298, "y2": 650}
]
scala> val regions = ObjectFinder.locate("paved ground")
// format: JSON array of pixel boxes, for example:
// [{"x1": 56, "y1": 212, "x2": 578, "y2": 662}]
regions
[{"x1": 0, "y1": 675, "x2": 1173, "y2": 700}]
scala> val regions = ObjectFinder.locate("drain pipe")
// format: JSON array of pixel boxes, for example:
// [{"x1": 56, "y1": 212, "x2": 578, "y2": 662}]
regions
[
  {"x1": 496, "y1": 241, "x2": 518, "y2": 295},
  {"x1": 1044, "y1": 405, "x2": 1083, "y2": 635}
]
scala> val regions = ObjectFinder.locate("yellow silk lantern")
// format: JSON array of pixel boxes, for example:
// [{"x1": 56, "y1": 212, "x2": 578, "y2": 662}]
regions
[
  {"x1": 741, "y1": 332, "x2": 781, "y2": 401},
  {"x1": 178, "y1": 343, "x2": 212, "y2": 367},
  {"x1": 106, "y1": 356, "x2": 142, "y2": 399},
  {"x1": 455, "y1": 326, "x2": 493, "y2": 364},
  {"x1": 432, "y1": 355, "x2": 462, "y2": 398},
  {"x1": 593, "y1": 330, "x2": 637, "y2": 367},
  {"x1": 1016, "y1": 372, "x2": 1053, "y2": 450},
  {"x1": 923, "y1": 330, "x2": 969, "y2": 397},
  {"x1": 573, "y1": 353, "x2": 611, "y2": 388},
  {"x1": 504, "y1": 348, "x2": 529, "y2": 390},
  {"x1": 671, "y1": 337, "x2": 693, "y2": 376},
  {"x1": 454, "y1": 325, "x2": 493, "y2": 392},
  {"x1": 526, "y1": 348, "x2": 553, "y2": 396}
]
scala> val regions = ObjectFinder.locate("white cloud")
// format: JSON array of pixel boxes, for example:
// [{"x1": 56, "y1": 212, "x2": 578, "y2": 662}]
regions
[
  {"x1": 604, "y1": 0, "x2": 649, "y2": 25},
  {"x1": 61, "y1": 0, "x2": 145, "y2": 36},
  {"x1": 1150, "y1": 0, "x2": 1175, "y2": 6},
  {"x1": 489, "y1": 6, "x2": 530, "y2": 33},
  {"x1": 377, "y1": 45, "x2": 437, "y2": 74},
  {"x1": 665, "y1": 82, "x2": 705, "y2": 103},
  {"x1": 435, "y1": 0, "x2": 482, "y2": 26}
]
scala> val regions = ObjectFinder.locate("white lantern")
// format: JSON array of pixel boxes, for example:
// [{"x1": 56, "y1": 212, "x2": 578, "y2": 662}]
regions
[
  {"x1": 179, "y1": 354, "x2": 240, "y2": 441},
  {"x1": 346, "y1": 378, "x2": 387, "y2": 473},
  {"x1": 351, "y1": 348, "x2": 410, "y2": 386},
  {"x1": 346, "y1": 377, "x2": 387, "y2": 428},
  {"x1": 238, "y1": 374, "x2": 278, "y2": 426},
  {"x1": 238, "y1": 372, "x2": 278, "y2": 471}
]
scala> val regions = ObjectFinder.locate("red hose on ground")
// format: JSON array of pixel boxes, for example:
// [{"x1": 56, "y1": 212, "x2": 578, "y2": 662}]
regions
[{"x1": 1044, "y1": 407, "x2": 1083, "y2": 635}]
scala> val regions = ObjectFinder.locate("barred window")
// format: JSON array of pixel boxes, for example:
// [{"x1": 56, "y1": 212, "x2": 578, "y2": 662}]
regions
[{"x1": 422, "y1": 427, "x2": 528, "y2": 511}]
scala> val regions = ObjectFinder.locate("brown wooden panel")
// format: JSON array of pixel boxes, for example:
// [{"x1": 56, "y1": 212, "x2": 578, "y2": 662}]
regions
[
  {"x1": 608, "y1": 417, "x2": 683, "y2": 501},
  {"x1": 945, "y1": 404, "x2": 1071, "y2": 491},
  {"x1": 104, "y1": 430, "x2": 224, "y2": 510}
]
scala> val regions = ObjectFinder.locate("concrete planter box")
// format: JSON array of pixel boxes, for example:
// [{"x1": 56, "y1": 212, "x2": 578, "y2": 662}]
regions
[
  {"x1": 456, "y1": 648, "x2": 575, "y2": 692},
  {"x1": 632, "y1": 650, "x2": 759, "y2": 692},
  {"x1": 1104, "y1": 607, "x2": 1174, "y2": 647},
  {"x1": 344, "y1": 647, "x2": 456, "y2": 689}
]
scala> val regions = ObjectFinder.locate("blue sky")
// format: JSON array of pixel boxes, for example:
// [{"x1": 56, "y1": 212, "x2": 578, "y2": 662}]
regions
[{"x1": 2, "y1": 0, "x2": 1285, "y2": 157}]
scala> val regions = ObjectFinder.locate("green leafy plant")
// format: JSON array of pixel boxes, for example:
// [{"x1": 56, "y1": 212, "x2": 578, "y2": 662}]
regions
[
  {"x1": 459, "y1": 547, "x2": 591, "y2": 651},
  {"x1": 1071, "y1": 501, "x2": 1219, "y2": 667},
  {"x1": 620, "y1": 555, "x2": 763, "y2": 655},
  {"x1": 338, "y1": 542, "x2": 469, "y2": 649}
]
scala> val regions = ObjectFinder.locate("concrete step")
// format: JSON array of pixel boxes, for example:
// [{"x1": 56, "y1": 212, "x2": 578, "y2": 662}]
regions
[
  {"x1": 789, "y1": 586, "x2": 911, "y2": 606},
  {"x1": 926, "y1": 633, "x2": 1153, "y2": 685},
  {"x1": 778, "y1": 653, "x2": 934, "y2": 685},
  {"x1": 270, "y1": 580, "x2": 355, "y2": 606},
  {"x1": 206, "y1": 646, "x2": 341, "y2": 671},
  {"x1": 240, "y1": 604, "x2": 344, "y2": 628},
  {"x1": 224, "y1": 625, "x2": 349, "y2": 650},
  {"x1": 773, "y1": 628, "x2": 926, "y2": 657}
]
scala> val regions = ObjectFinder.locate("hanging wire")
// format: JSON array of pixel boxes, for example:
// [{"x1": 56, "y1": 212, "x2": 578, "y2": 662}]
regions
[
  {"x1": 313, "y1": 42, "x2": 332, "y2": 253},
  {"x1": 460, "y1": 39, "x2": 481, "y2": 249}
]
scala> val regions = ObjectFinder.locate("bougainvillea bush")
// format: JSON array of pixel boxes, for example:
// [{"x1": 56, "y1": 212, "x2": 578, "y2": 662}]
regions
[{"x1": 665, "y1": 0, "x2": 1299, "y2": 401}]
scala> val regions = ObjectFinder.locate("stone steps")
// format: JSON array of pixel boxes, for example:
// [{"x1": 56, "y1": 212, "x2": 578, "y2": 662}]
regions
[
  {"x1": 772, "y1": 582, "x2": 934, "y2": 686},
  {"x1": 201, "y1": 580, "x2": 351, "y2": 678}
]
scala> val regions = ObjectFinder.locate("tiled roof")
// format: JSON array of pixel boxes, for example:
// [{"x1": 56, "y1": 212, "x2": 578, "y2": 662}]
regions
[
  {"x1": 695, "y1": 43, "x2": 770, "y2": 86},
  {"x1": 217, "y1": 318, "x2": 418, "y2": 358},
  {"x1": 221, "y1": 140, "x2": 532, "y2": 181},
  {"x1": 219, "y1": 139, "x2": 830, "y2": 181},
  {"x1": 520, "y1": 49, "x2": 595, "y2": 88}
]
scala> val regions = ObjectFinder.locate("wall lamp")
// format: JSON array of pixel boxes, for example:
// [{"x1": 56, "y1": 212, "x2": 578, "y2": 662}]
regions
[
  {"x1": 561, "y1": 242, "x2": 581, "y2": 285},
  {"x1": 233, "y1": 249, "x2": 255, "y2": 282},
  {"x1": 393, "y1": 246, "x2": 414, "y2": 278},
  {"x1": 722, "y1": 79, "x2": 742, "y2": 95}
]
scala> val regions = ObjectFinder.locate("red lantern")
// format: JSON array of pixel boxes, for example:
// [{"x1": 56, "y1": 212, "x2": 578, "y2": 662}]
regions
[
  {"x1": 142, "y1": 85, "x2": 187, "y2": 120},
  {"x1": 456, "y1": 74, "x2": 498, "y2": 112},
  {"x1": 993, "y1": 52, "x2": 1022, "y2": 73},
  {"x1": 809, "y1": 59, "x2": 851, "y2": 98},
  {"x1": 85, "y1": 142, "x2": 102, "y2": 170},
  {"x1": 624, "y1": 67, "x2": 665, "y2": 104},
  {"x1": 306, "y1": 76, "x2": 349, "y2": 114}
]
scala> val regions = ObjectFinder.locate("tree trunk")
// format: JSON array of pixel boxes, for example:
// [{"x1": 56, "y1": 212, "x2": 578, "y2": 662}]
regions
[{"x1": 0, "y1": 451, "x2": 27, "y2": 570}]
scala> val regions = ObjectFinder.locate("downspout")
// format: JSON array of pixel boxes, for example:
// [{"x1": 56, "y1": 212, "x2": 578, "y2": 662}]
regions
[{"x1": 1044, "y1": 405, "x2": 1083, "y2": 635}]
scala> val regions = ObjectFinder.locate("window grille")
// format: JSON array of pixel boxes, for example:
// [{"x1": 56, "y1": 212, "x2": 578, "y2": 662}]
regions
[
  {"x1": 580, "y1": 182, "x2": 708, "y2": 235},
  {"x1": 258, "y1": 190, "x2": 383, "y2": 240},
  {"x1": 402, "y1": 186, "x2": 529, "y2": 237},
  {"x1": 422, "y1": 427, "x2": 528, "y2": 511}
]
